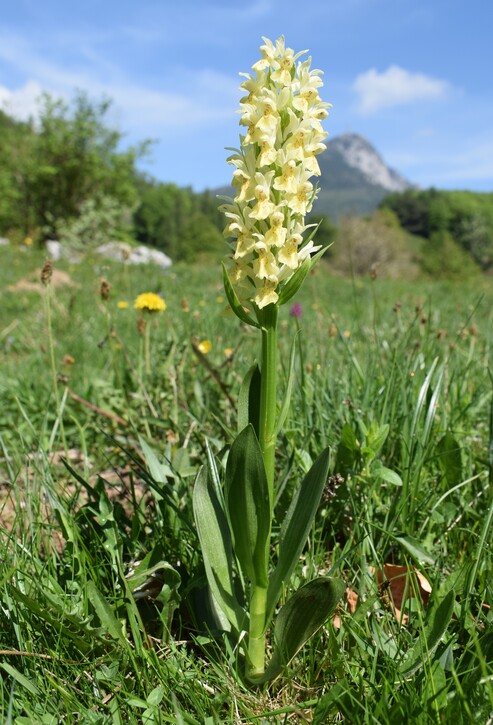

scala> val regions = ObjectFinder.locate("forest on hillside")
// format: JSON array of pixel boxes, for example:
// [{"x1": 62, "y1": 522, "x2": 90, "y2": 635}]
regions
[{"x1": 1, "y1": 93, "x2": 492, "y2": 278}]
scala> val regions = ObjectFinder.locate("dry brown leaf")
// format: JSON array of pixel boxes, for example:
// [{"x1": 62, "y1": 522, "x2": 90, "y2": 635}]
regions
[
  {"x1": 333, "y1": 586, "x2": 359, "y2": 628},
  {"x1": 374, "y1": 564, "x2": 431, "y2": 624}
]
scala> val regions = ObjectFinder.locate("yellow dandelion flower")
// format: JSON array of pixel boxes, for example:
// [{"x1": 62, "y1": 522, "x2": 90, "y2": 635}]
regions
[
  {"x1": 198, "y1": 300, "x2": 206, "y2": 308},
  {"x1": 117, "y1": 300, "x2": 129, "y2": 309},
  {"x1": 343, "y1": 330, "x2": 351, "y2": 338},
  {"x1": 223, "y1": 347, "x2": 234, "y2": 357},
  {"x1": 197, "y1": 340, "x2": 212, "y2": 354},
  {"x1": 216, "y1": 295, "x2": 225, "y2": 303},
  {"x1": 134, "y1": 293, "x2": 166, "y2": 313},
  {"x1": 23, "y1": 236, "x2": 33, "y2": 246}
]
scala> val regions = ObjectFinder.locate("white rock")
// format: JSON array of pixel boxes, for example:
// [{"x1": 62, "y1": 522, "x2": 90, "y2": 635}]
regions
[
  {"x1": 131, "y1": 246, "x2": 172, "y2": 269},
  {"x1": 46, "y1": 239, "x2": 63, "y2": 261},
  {"x1": 96, "y1": 241, "x2": 172, "y2": 269},
  {"x1": 96, "y1": 241, "x2": 133, "y2": 262}
]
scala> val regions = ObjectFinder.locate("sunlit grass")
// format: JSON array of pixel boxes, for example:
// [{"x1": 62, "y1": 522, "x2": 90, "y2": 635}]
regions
[{"x1": 1, "y1": 245, "x2": 492, "y2": 722}]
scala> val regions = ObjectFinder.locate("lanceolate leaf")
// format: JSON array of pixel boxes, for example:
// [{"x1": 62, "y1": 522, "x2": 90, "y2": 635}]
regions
[
  {"x1": 238, "y1": 363, "x2": 261, "y2": 436},
  {"x1": 277, "y1": 246, "x2": 329, "y2": 306},
  {"x1": 275, "y1": 332, "x2": 299, "y2": 437},
  {"x1": 266, "y1": 448, "x2": 331, "y2": 623},
  {"x1": 193, "y1": 465, "x2": 246, "y2": 633},
  {"x1": 257, "y1": 577, "x2": 345, "y2": 682},
  {"x1": 274, "y1": 577, "x2": 345, "y2": 663},
  {"x1": 225, "y1": 425, "x2": 271, "y2": 587},
  {"x1": 222, "y1": 263, "x2": 260, "y2": 328}
]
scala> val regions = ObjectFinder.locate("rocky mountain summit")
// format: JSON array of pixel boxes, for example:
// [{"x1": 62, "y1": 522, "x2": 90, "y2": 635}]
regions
[
  {"x1": 215, "y1": 133, "x2": 415, "y2": 220},
  {"x1": 325, "y1": 133, "x2": 411, "y2": 193},
  {"x1": 313, "y1": 133, "x2": 415, "y2": 219}
]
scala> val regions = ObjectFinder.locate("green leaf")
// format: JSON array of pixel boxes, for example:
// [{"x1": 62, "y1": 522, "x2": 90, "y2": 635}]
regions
[
  {"x1": 373, "y1": 461, "x2": 403, "y2": 487},
  {"x1": 139, "y1": 437, "x2": 173, "y2": 486},
  {"x1": 266, "y1": 448, "x2": 331, "y2": 623},
  {"x1": 399, "y1": 589, "x2": 455, "y2": 677},
  {"x1": 0, "y1": 663, "x2": 40, "y2": 696},
  {"x1": 222, "y1": 263, "x2": 260, "y2": 328},
  {"x1": 87, "y1": 581, "x2": 127, "y2": 646},
  {"x1": 365, "y1": 421, "x2": 389, "y2": 456},
  {"x1": 238, "y1": 363, "x2": 261, "y2": 436},
  {"x1": 275, "y1": 331, "x2": 299, "y2": 436},
  {"x1": 423, "y1": 660, "x2": 447, "y2": 713},
  {"x1": 436, "y1": 432, "x2": 463, "y2": 485},
  {"x1": 193, "y1": 465, "x2": 246, "y2": 633},
  {"x1": 274, "y1": 577, "x2": 345, "y2": 663},
  {"x1": 335, "y1": 423, "x2": 359, "y2": 474},
  {"x1": 7, "y1": 586, "x2": 101, "y2": 654},
  {"x1": 277, "y1": 246, "x2": 328, "y2": 306},
  {"x1": 225, "y1": 425, "x2": 271, "y2": 587},
  {"x1": 395, "y1": 533, "x2": 435, "y2": 565},
  {"x1": 261, "y1": 577, "x2": 344, "y2": 681}
]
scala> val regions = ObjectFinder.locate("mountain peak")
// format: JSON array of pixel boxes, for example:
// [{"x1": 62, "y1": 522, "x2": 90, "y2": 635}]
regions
[{"x1": 327, "y1": 133, "x2": 412, "y2": 193}]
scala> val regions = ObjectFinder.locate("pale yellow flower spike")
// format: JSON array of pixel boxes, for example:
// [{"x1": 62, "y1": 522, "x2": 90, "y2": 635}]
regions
[{"x1": 222, "y1": 36, "x2": 329, "y2": 308}]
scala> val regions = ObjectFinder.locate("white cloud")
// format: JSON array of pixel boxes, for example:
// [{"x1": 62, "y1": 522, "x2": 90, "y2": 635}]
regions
[
  {"x1": 0, "y1": 32, "x2": 239, "y2": 135},
  {"x1": 353, "y1": 65, "x2": 450, "y2": 114},
  {"x1": 0, "y1": 80, "x2": 44, "y2": 120}
]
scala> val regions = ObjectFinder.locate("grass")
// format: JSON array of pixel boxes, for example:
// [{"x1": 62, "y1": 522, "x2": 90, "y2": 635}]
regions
[{"x1": 1, "y1": 243, "x2": 492, "y2": 723}]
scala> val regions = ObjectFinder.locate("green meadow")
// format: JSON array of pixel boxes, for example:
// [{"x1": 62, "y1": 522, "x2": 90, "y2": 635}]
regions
[{"x1": 1, "y1": 243, "x2": 492, "y2": 723}]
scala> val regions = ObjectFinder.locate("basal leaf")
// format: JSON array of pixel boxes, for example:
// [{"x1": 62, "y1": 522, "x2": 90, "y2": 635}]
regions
[
  {"x1": 193, "y1": 465, "x2": 246, "y2": 633},
  {"x1": 225, "y1": 425, "x2": 271, "y2": 587},
  {"x1": 273, "y1": 577, "x2": 344, "y2": 670},
  {"x1": 266, "y1": 448, "x2": 331, "y2": 623}
]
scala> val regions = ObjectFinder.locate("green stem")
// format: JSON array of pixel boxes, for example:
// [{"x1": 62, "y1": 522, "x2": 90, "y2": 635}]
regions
[
  {"x1": 247, "y1": 585, "x2": 268, "y2": 679},
  {"x1": 247, "y1": 304, "x2": 278, "y2": 678},
  {"x1": 258, "y1": 304, "x2": 278, "y2": 506},
  {"x1": 144, "y1": 318, "x2": 151, "y2": 376}
]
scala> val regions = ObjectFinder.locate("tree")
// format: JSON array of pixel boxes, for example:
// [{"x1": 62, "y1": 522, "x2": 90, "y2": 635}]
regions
[
  {"x1": 0, "y1": 93, "x2": 148, "y2": 240},
  {"x1": 420, "y1": 230, "x2": 480, "y2": 279},
  {"x1": 133, "y1": 179, "x2": 224, "y2": 261},
  {"x1": 331, "y1": 209, "x2": 418, "y2": 278},
  {"x1": 0, "y1": 111, "x2": 37, "y2": 236}
]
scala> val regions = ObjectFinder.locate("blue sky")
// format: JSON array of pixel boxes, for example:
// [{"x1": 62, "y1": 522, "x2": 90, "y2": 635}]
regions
[{"x1": 1, "y1": 0, "x2": 492, "y2": 192}]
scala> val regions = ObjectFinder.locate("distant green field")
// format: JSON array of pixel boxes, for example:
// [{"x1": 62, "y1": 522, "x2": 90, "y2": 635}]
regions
[{"x1": 1, "y1": 243, "x2": 492, "y2": 722}]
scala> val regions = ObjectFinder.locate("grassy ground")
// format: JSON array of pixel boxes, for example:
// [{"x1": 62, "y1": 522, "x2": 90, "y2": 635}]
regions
[{"x1": 1, "y1": 243, "x2": 492, "y2": 723}]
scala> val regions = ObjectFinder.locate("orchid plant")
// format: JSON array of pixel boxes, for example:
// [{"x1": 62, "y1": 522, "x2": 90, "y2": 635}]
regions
[{"x1": 193, "y1": 36, "x2": 344, "y2": 683}]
